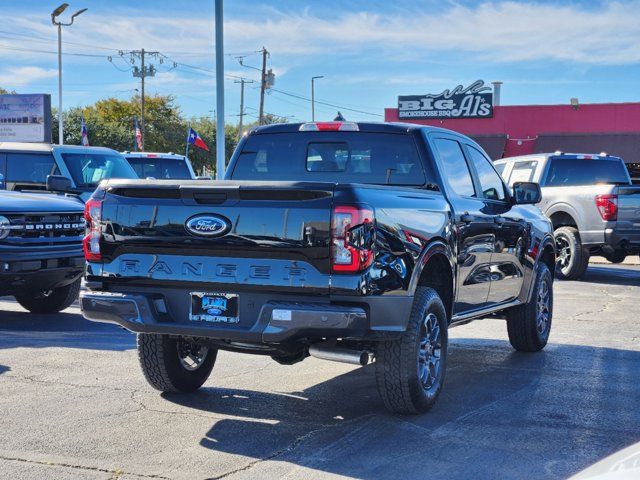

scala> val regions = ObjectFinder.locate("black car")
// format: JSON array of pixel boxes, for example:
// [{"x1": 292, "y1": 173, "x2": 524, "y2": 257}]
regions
[
  {"x1": 0, "y1": 190, "x2": 84, "y2": 313},
  {"x1": 80, "y1": 122, "x2": 555, "y2": 414}
]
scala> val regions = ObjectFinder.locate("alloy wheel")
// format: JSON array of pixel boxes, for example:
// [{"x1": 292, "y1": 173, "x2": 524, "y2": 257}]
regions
[
  {"x1": 418, "y1": 313, "x2": 442, "y2": 391},
  {"x1": 177, "y1": 339, "x2": 209, "y2": 371},
  {"x1": 556, "y1": 235, "x2": 571, "y2": 269},
  {"x1": 536, "y1": 279, "x2": 551, "y2": 335}
]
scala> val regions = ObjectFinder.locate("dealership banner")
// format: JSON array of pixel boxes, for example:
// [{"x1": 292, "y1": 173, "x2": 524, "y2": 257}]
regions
[
  {"x1": 398, "y1": 80, "x2": 493, "y2": 119},
  {"x1": 0, "y1": 94, "x2": 52, "y2": 142}
]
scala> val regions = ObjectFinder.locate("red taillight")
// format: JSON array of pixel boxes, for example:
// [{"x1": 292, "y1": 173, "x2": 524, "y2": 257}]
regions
[
  {"x1": 595, "y1": 194, "x2": 618, "y2": 221},
  {"x1": 331, "y1": 205, "x2": 374, "y2": 273},
  {"x1": 83, "y1": 199, "x2": 103, "y2": 261}
]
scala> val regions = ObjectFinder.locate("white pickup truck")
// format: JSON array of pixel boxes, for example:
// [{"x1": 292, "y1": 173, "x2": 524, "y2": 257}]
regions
[{"x1": 496, "y1": 152, "x2": 640, "y2": 279}]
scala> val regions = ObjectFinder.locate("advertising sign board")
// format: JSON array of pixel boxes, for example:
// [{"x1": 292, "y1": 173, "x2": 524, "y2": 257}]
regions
[{"x1": 0, "y1": 94, "x2": 52, "y2": 142}]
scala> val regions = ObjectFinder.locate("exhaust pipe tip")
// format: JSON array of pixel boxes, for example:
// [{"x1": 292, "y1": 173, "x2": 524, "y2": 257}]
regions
[{"x1": 308, "y1": 344, "x2": 370, "y2": 366}]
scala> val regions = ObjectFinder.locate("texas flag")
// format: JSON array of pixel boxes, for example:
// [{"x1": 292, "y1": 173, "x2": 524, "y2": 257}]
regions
[
  {"x1": 187, "y1": 127, "x2": 210, "y2": 152},
  {"x1": 80, "y1": 118, "x2": 90, "y2": 146}
]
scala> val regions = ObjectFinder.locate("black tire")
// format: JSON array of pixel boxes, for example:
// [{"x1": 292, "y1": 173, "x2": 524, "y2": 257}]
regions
[
  {"x1": 554, "y1": 226, "x2": 590, "y2": 280},
  {"x1": 603, "y1": 249, "x2": 626, "y2": 264},
  {"x1": 14, "y1": 277, "x2": 81, "y2": 314},
  {"x1": 375, "y1": 287, "x2": 448, "y2": 414},
  {"x1": 137, "y1": 334, "x2": 217, "y2": 393},
  {"x1": 506, "y1": 262, "x2": 553, "y2": 352}
]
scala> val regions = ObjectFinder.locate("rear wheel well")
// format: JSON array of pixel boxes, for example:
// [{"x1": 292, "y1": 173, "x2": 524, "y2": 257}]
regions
[
  {"x1": 417, "y1": 254, "x2": 454, "y2": 321},
  {"x1": 549, "y1": 211, "x2": 577, "y2": 230}
]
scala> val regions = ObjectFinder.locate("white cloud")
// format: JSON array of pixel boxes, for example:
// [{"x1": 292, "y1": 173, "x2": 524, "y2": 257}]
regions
[
  {"x1": 7, "y1": 2, "x2": 640, "y2": 68},
  {"x1": 219, "y1": 2, "x2": 640, "y2": 65},
  {"x1": 0, "y1": 66, "x2": 57, "y2": 87}
]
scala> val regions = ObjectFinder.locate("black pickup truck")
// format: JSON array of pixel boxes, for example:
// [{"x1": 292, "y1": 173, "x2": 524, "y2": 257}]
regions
[
  {"x1": 0, "y1": 190, "x2": 84, "y2": 313},
  {"x1": 80, "y1": 122, "x2": 555, "y2": 414}
]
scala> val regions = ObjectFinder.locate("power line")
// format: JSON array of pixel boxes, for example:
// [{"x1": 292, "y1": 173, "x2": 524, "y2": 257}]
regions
[
  {"x1": 269, "y1": 88, "x2": 383, "y2": 117},
  {"x1": 0, "y1": 43, "x2": 106, "y2": 58}
]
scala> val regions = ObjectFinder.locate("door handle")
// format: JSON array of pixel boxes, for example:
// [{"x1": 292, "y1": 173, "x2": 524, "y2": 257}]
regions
[{"x1": 460, "y1": 213, "x2": 474, "y2": 223}]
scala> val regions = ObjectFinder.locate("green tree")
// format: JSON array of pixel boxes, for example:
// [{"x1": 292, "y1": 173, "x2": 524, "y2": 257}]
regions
[{"x1": 49, "y1": 94, "x2": 289, "y2": 178}]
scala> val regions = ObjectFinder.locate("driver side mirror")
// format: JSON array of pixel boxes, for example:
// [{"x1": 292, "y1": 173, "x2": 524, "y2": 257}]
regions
[
  {"x1": 512, "y1": 182, "x2": 542, "y2": 205},
  {"x1": 46, "y1": 175, "x2": 75, "y2": 194}
]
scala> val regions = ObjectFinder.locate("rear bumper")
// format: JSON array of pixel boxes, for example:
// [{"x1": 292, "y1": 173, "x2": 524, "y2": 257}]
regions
[
  {"x1": 604, "y1": 228, "x2": 640, "y2": 253},
  {"x1": 80, "y1": 289, "x2": 411, "y2": 343}
]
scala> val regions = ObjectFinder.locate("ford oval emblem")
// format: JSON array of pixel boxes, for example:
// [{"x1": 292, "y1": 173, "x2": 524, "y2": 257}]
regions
[{"x1": 185, "y1": 214, "x2": 231, "y2": 238}]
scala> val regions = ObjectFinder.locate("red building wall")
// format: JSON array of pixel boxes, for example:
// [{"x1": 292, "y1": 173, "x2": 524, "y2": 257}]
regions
[{"x1": 384, "y1": 102, "x2": 640, "y2": 158}]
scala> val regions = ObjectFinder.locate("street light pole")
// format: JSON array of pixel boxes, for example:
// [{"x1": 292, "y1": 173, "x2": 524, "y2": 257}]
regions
[
  {"x1": 311, "y1": 75, "x2": 324, "y2": 122},
  {"x1": 51, "y1": 3, "x2": 87, "y2": 145},
  {"x1": 57, "y1": 22, "x2": 62, "y2": 145}
]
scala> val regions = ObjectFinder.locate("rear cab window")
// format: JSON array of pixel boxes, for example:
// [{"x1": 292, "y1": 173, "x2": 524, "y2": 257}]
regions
[
  {"x1": 542, "y1": 156, "x2": 630, "y2": 187},
  {"x1": 508, "y1": 160, "x2": 539, "y2": 185},
  {"x1": 494, "y1": 162, "x2": 507, "y2": 177},
  {"x1": 230, "y1": 132, "x2": 432, "y2": 187},
  {"x1": 126, "y1": 157, "x2": 192, "y2": 179}
]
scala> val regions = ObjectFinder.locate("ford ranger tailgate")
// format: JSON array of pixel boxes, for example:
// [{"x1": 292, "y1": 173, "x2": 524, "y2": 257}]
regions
[{"x1": 96, "y1": 180, "x2": 334, "y2": 293}]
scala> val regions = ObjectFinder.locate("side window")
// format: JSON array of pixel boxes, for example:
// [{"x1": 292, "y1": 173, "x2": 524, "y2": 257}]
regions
[
  {"x1": 433, "y1": 138, "x2": 475, "y2": 197},
  {"x1": 508, "y1": 161, "x2": 538, "y2": 185},
  {"x1": 0, "y1": 155, "x2": 5, "y2": 189},
  {"x1": 466, "y1": 146, "x2": 507, "y2": 201},
  {"x1": 494, "y1": 162, "x2": 506, "y2": 178},
  {"x1": 6, "y1": 153, "x2": 57, "y2": 185}
]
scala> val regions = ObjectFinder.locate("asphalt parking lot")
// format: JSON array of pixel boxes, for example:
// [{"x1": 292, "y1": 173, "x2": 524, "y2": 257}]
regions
[{"x1": 0, "y1": 263, "x2": 639, "y2": 480}]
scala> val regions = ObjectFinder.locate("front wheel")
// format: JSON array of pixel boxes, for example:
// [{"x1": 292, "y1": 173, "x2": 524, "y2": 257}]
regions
[
  {"x1": 137, "y1": 334, "x2": 217, "y2": 393},
  {"x1": 375, "y1": 287, "x2": 448, "y2": 414},
  {"x1": 14, "y1": 278, "x2": 81, "y2": 314},
  {"x1": 506, "y1": 262, "x2": 553, "y2": 352}
]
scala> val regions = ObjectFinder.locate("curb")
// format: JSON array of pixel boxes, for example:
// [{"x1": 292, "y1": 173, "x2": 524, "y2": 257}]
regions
[{"x1": 590, "y1": 256, "x2": 640, "y2": 266}]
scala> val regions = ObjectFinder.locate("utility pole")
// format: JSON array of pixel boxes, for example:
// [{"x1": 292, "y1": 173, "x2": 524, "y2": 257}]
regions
[
  {"x1": 123, "y1": 49, "x2": 161, "y2": 151},
  {"x1": 235, "y1": 78, "x2": 254, "y2": 139},
  {"x1": 311, "y1": 75, "x2": 324, "y2": 122},
  {"x1": 258, "y1": 47, "x2": 268, "y2": 125},
  {"x1": 215, "y1": 0, "x2": 225, "y2": 179}
]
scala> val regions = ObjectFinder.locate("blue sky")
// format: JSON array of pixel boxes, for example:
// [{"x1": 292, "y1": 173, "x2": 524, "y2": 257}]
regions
[{"x1": 2, "y1": 0, "x2": 640, "y2": 123}]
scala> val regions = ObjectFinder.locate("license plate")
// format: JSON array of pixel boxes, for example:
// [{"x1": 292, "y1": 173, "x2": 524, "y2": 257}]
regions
[{"x1": 189, "y1": 292, "x2": 239, "y2": 324}]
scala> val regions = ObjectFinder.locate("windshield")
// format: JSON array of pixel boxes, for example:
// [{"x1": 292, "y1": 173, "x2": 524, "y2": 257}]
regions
[
  {"x1": 126, "y1": 157, "x2": 192, "y2": 179},
  {"x1": 61, "y1": 152, "x2": 137, "y2": 189},
  {"x1": 544, "y1": 157, "x2": 630, "y2": 187}
]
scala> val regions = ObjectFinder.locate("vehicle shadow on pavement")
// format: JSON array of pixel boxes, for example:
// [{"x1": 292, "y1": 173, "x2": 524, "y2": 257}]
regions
[
  {"x1": 0, "y1": 303, "x2": 134, "y2": 351},
  {"x1": 577, "y1": 265, "x2": 640, "y2": 286},
  {"x1": 163, "y1": 340, "x2": 640, "y2": 480},
  {"x1": 0, "y1": 364, "x2": 9, "y2": 375}
]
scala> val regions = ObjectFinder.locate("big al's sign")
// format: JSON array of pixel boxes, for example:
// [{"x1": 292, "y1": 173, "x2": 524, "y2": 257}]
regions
[{"x1": 398, "y1": 80, "x2": 493, "y2": 119}]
